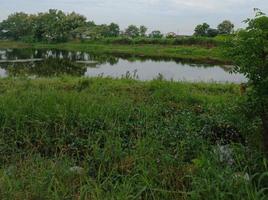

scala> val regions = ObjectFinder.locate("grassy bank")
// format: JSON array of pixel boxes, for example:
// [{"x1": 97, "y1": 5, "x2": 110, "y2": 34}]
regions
[
  {"x1": 79, "y1": 36, "x2": 228, "y2": 47},
  {"x1": 0, "y1": 77, "x2": 267, "y2": 199},
  {"x1": 0, "y1": 40, "x2": 227, "y2": 64}
]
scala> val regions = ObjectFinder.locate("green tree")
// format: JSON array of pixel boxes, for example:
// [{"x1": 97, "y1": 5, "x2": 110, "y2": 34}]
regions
[
  {"x1": 166, "y1": 32, "x2": 177, "y2": 39},
  {"x1": 64, "y1": 12, "x2": 87, "y2": 39},
  {"x1": 217, "y1": 20, "x2": 234, "y2": 34},
  {"x1": 194, "y1": 23, "x2": 210, "y2": 36},
  {"x1": 74, "y1": 22, "x2": 118, "y2": 40},
  {"x1": 228, "y1": 9, "x2": 268, "y2": 152},
  {"x1": 107, "y1": 23, "x2": 120, "y2": 37},
  {"x1": 207, "y1": 28, "x2": 219, "y2": 37},
  {"x1": 124, "y1": 25, "x2": 140, "y2": 38},
  {"x1": 0, "y1": 12, "x2": 32, "y2": 40},
  {"x1": 32, "y1": 9, "x2": 88, "y2": 42},
  {"x1": 0, "y1": 21, "x2": 6, "y2": 39},
  {"x1": 71, "y1": 26, "x2": 91, "y2": 40},
  {"x1": 0, "y1": 10, "x2": 91, "y2": 42},
  {"x1": 85, "y1": 25, "x2": 107, "y2": 39},
  {"x1": 31, "y1": 9, "x2": 67, "y2": 42},
  {"x1": 139, "y1": 25, "x2": 148, "y2": 37},
  {"x1": 149, "y1": 30, "x2": 163, "y2": 38}
]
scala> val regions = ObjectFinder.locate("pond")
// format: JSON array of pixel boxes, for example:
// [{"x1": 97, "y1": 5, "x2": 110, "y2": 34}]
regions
[{"x1": 0, "y1": 48, "x2": 247, "y2": 83}]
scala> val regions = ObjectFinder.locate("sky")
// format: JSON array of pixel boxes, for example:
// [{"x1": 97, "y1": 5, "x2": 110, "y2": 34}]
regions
[{"x1": 0, "y1": 0, "x2": 267, "y2": 35}]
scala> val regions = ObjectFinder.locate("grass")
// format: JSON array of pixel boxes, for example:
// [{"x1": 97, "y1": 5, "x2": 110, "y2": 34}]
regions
[
  {"x1": 0, "y1": 40, "x2": 227, "y2": 64},
  {"x1": 0, "y1": 77, "x2": 267, "y2": 199}
]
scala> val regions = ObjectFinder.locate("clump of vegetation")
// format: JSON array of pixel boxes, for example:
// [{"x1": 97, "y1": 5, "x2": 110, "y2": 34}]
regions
[
  {"x1": 227, "y1": 9, "x2": 268, "y2": 152},
  {"x1": 0, "y1": 9, "x2": 120, "y2": 43},
  {"x1": 0, "y1": 77, "x2": 266, "y2": 199},
  {"x1": 89, "y1": 36, "x2": 224, "y2": 47},
  {"x1": 194, "y1": 20, "x2": 234, "y2": 37}
]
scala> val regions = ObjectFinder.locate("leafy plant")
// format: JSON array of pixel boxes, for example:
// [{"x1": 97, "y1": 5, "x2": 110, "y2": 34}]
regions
[{"x1": 227, "y1": 9, "x2": 268, "y2": 152}]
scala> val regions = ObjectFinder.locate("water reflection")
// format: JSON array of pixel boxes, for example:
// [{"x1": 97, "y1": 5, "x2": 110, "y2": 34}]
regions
[
  {"x1": 1, "y1": 58, "x2": 87, "y2": 77},
  {"x1": 0, "y1": 48, "x2": 247, "y2": 83},
  {"x1": 84, "y1": 60, "x2": 246, "y2": 83}
]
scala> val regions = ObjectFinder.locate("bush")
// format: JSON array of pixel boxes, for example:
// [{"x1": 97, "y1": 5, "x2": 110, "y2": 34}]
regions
[
  {"x1": 85, "y1": 36, "x2": 226, "y2": 47},
  {"x1": 20, "y1": 35, "x2": 37, "y2": 43},
  {"x1": 172, "y1": 37, "x2": 221, "y2": 47}
]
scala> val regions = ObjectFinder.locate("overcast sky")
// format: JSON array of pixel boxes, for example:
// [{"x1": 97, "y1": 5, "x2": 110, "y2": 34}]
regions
[{"x1": 0, "y1": 0, "x2": 267, "y2": 35}]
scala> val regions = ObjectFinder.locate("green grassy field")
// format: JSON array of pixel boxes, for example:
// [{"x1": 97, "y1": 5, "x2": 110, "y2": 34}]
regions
[
  {"x1": 0, "y1": 40, "x2": 227, "y2": 64},
  {"x1": 0, "y1": 77, "x2": 267, "y2": 199}
]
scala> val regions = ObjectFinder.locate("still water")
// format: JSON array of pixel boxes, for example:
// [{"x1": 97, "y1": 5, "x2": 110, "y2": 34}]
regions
[{"x1": 0, "y1": 49, "x2": 246, "y2": 83}]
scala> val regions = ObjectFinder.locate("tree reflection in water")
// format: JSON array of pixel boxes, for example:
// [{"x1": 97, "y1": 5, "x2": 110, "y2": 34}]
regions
[{"x1": 0, "y1": 48, "x2": 239, "y2": 81}]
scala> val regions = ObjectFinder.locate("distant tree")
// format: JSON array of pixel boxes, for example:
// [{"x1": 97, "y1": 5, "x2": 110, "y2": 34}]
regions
[
  {"x1": 65, "y1": 12, "x2": 87, "y2": 30},
  {"x1": 194, "y1": 23, "x2": 210, "y2": 36},
  {"x1": 0, "y1": 9, "x2": 89, "y2": 42},
  {"x1": 86, "y1": 25, "x2": 107, "y2": 39},
  {"x1": 72, "y1": 22, "x2": 119, "y2": 39},
  {"x1": 86, "y1": 21, "x2": 96, "y2": 27},
  {"x1": 64, "y1": 12, "x2": 87, "y2": 39},
  {"x1": 71, "y1": 26, "x2": 91, "y2": 39},
  {"x1": 227, "y1": 9, "x2": 268, "y2": 153},
  {"x1": 30, "y1": 9, "x2": 69, "y2": 42},
  {"x1": 166, "y1": 32, "x2": 177, "y2": 39},
  {"x1": 38, "y1": 9, "x2": 68, "y2": 42},
  {"x1": 0, "y1": 24, "x2": 3, "y2": 39},
  {"x1": 98, "y1": 24, "x2": 110, "y2": 37},
  {"x1": 125, "y1": 25, "x2": 140, "y2": 38},
  {"x1": 207, "y1": 28, "x2": 219, "y2": 37},
  {"x1": 0, "y1": 12, "x2": 32, "y2": 40},
  {"x1": 139, "y1": 25, "x2": 148, "y2": 37},
  {"x1": 107, "y1": 23, "x2": 120, "y2": 37},
  {"x1": 217, "y1": 20, "x2": 234, "y2": 34},
  {"x1": 149, "y1": 30, "x2": 163, "y2": 38},
  {"x1": 71, "y1": 21, "x2": 96, "y2": 39}
]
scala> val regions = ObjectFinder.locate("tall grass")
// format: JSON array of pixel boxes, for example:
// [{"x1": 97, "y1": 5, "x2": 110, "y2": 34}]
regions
[{"x1": 0, "y1": 77, "x2": 266, "y2": 199}]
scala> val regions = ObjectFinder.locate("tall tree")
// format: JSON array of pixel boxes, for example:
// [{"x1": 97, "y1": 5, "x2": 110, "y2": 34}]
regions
[
  {"x1": 31, "y1": 10, "x2": 88, "y2": 42},
  {"x1": 0, "y1": 12, "x2": 32, "y2": 40},
  {"x1": 194, "y1": 23, "x2": 210, "y2": 36},
  {"x1": 64, "y1": 12, "x2": 87, "y2": 39},
  {"x1": 149, "y1": 30, "x2": 163, "y2": 38},
  {"x1": 31, "y1": 9, "x2": 68, "y2": 42},
  {"x1": 139, "y1": 25, "x2": 148, "y2": 37},
  {"x1": 228, "y1": 9, "x2": 268, "y2": 152},
  {"x1": 0, "y1": 23, "x2": 3, "y2": 39},
  {"x1": 207, "y1": 28, "x2": 219, "y2": 37},
  {"x1": 107, "y1": 23, "x2": 120, "y2": 37},
  {"x1": 124, "y1": 25, "x2": 140, "y2": 38},
  {"x1": 217, "y1": 20, "x2": 234, "y2": 34}
]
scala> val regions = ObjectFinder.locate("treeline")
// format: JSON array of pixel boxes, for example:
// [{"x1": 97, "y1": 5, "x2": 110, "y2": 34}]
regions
[
  {"x1": 194, "y1": 21, "x2": 234, "y2": 37},
  {"x1": 83, "y1": 36, "x2": 227, "y2": 47},
  {"x1": 0, "y1": 9, "x2": 234, "y2": 43}
]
